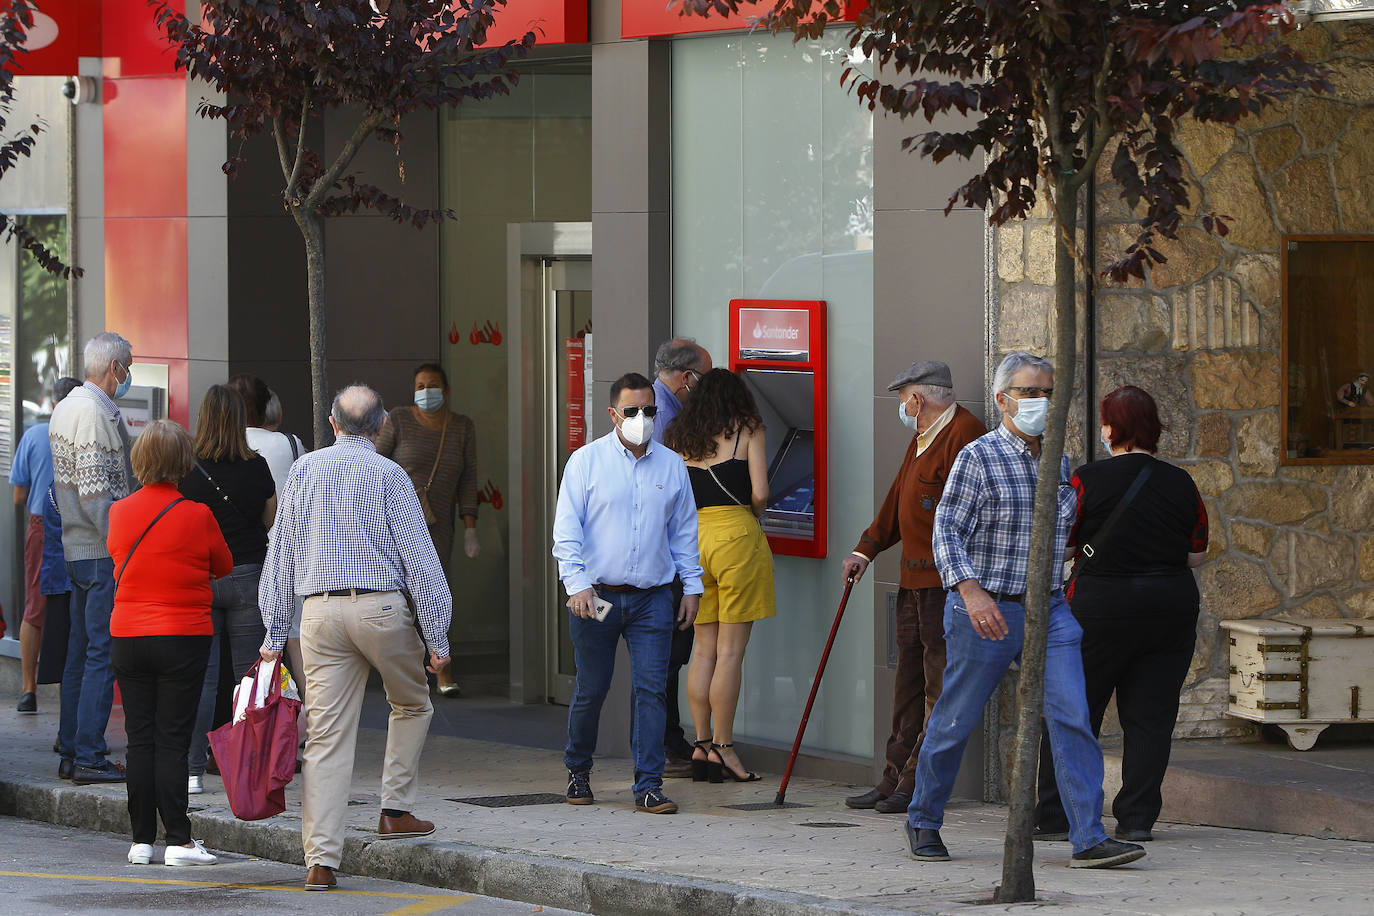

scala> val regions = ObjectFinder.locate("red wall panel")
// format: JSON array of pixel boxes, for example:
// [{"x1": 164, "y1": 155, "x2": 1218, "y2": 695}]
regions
[
  {"x1": 103, "y1": 75, "x2": 186, "y2": 218},
  {"x1": 102, "y1": 0, "x2": 181, "y2": 77},
  {"x1": 104, "y1": 218, "x2": 189, "y2": 363},
  {"x1": 484, "y1": 0, "x2": 587, "y2": 46},
  {"x1": 622, "y1": 0, "x2": 865, "y2": 39}
]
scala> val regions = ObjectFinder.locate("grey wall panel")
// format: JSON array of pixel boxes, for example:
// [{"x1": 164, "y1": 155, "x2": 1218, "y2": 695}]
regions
[
  {"x1": 324, "y1": 107, "x2": 441, "y2": 208},
  {"x1": 591, "y1": 40, "x2": 669, "y2": 215},
  {"x1": 186, "y1": 357, "x2": 230, "y2": 431},
  {"x1": 873, "y1": 208, "x2": 985, "y2": 403},
  {"x1": 74, "y1": 216, "x2": 105, "y2": 348},
  {"x1": 589, "y1": 0, "x2": 621, "y2": 45},
  {"x1": 322, "y1": 216, "x2": 440, "y2": 362},
  {"x1": 867, "y1": 393, "x2": 907, "y2": 589},
  {"x1": 226, "y1": 216, "x2": 308, "y2": 363},
  {"x1": 187, "y1": 216, "x2": 228, "y2": 362},
  {"x1": 187, "y1": 88, "x2": 227, "y2": 219}
]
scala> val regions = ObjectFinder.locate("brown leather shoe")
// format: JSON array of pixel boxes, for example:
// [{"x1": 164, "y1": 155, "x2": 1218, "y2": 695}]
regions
[
  {"x1": 305, "y1": 864, "x2": 336, "y2": 890},
  {"x1": 377, "y1": 812, "x2": 436, "y2": 839}
]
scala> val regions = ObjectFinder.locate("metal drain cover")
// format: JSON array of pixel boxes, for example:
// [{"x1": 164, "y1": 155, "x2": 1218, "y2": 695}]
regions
[
  {"x1": 721, "y1": 801, "x2": 811, "y2": 810},
  {"x1": 798, "y1": 821, "x2": 860, "y2": 828},
  {"x1": 447, "y1": 793, "x2": 569, "y2": 808}
]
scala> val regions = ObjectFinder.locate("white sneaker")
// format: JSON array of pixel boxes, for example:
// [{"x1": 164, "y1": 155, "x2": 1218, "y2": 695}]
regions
[
  {"x1": 188, "y1": 775, "x2": 203, "y2": 795},
  {"x1": 128, "y1": 843, "x2": 153, "y2": 865},
  {"x1": 164, "y1": 839, "x2": 217, "y2": 866}
]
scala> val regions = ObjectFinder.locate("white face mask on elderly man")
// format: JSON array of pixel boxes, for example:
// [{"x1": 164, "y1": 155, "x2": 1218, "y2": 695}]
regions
[
  {"x1": 898, "y1": 397, "x2": 920, "y2": 433},
  {"x1": 618, "y1": 411, "x2": 654, "y2": 446},
  {"x1": 1009, "y1": 396, "x2": 1049, "y2": 437}
]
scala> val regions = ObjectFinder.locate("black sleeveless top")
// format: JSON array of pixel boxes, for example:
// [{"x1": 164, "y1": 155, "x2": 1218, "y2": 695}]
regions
[
  {"x1": 686, "y1": 432, "x2": 753, "y2": 508},
  {"x1": 688, "y1": 460, "x2": 752, "y2": 508}
]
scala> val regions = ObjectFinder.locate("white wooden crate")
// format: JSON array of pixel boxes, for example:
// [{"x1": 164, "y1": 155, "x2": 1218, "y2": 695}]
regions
[{"x1": 1221, "y1": 617, "x2": 1374, "y2": 750}]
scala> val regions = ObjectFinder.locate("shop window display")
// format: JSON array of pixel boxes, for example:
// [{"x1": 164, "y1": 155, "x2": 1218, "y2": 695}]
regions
[{"x1": 1283, "y1": 235, "x2": 1374, "y2": 463}]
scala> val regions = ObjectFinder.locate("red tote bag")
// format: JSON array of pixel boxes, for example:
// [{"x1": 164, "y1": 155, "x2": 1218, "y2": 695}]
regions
[{"x1": 208, "y1": 659, "x2": 301, "y2": 821}]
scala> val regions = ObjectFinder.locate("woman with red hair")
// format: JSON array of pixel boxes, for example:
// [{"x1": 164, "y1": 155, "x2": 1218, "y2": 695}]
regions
[{"x1": 1034, "y1": 385, "x2": 1208, "y2": 843}]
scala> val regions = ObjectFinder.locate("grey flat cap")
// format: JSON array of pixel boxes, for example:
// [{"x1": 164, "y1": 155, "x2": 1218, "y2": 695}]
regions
[{"x1": 887, "y1": 360, "x2": 953, "y2": 391}]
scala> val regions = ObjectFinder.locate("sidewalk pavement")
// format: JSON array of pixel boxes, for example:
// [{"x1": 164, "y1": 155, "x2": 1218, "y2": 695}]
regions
[{"x1": 3, "y1": 688, "x2": 1373, "y2": 916}]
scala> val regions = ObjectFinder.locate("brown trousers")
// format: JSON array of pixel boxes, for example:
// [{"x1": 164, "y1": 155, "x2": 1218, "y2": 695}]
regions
[
  {"x1": 299, "y1": 590, "x2": 433, "y2": 869},
  {"x1": 877, "y1": 586, "x2": 947, "y2": 797}
]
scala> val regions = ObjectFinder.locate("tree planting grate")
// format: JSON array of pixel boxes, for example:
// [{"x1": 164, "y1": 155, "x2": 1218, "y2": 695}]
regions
[
  {"x1": 798, "y1": 821, "x2": 860, "y2": 828},
  {"x1": 447, "y1": 793, "x2": 569, "y2": 808},
  {"x1": 721, "y1": 801, "x2": 811, "y2": 810}
]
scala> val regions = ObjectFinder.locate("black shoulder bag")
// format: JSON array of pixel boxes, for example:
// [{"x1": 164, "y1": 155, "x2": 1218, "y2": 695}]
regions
[
  {"x1": 116, "y1": 498, "x2": 187, "y2": 590},
  {"x1": 196, "y1": 460, "x2": 253, "y2": 524},
  {"x1": 1067, "y1": 462, "x2": 1154, "y2": 590}
]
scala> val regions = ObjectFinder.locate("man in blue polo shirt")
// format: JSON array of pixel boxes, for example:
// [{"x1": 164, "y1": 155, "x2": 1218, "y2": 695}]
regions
[{"x1": 553, "y1": 372, "x2": 704, "y2": 815}]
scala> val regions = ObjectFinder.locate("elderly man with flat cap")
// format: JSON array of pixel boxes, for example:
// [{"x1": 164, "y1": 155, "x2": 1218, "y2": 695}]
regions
[{"x1": 842, "y1": 360, "x2": 985, "y2": 814}]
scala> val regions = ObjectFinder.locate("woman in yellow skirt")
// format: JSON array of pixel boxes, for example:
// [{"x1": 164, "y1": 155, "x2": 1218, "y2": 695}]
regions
[{"x1": 664, "y1": 369, "x2": 775, "y2": 783}]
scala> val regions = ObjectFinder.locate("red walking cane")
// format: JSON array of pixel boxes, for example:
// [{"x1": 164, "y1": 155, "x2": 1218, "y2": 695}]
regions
[{"x1": 774, "y1": 575, "x2": 855, "y2": 806}]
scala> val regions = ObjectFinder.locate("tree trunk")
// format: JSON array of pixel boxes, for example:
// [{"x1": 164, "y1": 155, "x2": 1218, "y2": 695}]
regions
[
  {"x1": 996, "y1": 174, "x2": 1080, "y2": 903},
  {"x1": 294, "y1": 206, "x2": 331, "y2": 449}
]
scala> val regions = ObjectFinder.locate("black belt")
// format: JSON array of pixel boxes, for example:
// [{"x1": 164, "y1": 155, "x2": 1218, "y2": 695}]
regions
[
  {"x1": 990, "y1": 591, "x2": 1025, "y2": 604},
  {"x1": 309, "y1": 588, "x2": 381, "y2": 600},
  {"x1": 596, "y1": 583, "x2": 668, "y2": 594}
]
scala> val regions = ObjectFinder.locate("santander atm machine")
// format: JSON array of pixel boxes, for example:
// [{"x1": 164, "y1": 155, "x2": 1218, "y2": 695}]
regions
[{"x1": 728, "y1": 299, "x2": 827, "y2": 558}]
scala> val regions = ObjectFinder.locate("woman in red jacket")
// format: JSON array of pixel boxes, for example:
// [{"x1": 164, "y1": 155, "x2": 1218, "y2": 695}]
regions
[{"x1": 109, "y1": 419, "x2": 232, "y2": 867}]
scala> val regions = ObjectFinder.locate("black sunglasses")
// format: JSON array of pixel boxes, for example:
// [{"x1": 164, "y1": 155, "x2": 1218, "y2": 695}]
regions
[{"x1": 620, "y1": 405, "x2": 658, "y2": 419}]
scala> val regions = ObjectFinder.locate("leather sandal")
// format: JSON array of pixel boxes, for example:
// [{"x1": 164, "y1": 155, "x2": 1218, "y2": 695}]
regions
[
  {"x1": 691, "y1": 739, "x2": 712, "y2": 782},
  {"x1": 709, "y1": 742, "x2": 761, "y2": 783}
]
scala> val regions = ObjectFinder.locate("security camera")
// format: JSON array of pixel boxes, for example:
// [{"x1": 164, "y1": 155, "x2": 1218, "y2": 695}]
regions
[{"x1": 61, "y1": 76, "x2": 98, "y2": 105}]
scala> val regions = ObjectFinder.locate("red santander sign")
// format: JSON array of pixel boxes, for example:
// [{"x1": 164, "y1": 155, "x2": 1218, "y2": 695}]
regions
[{"x1": 738, "y1": 307, "x2": 810, "y2": 359}]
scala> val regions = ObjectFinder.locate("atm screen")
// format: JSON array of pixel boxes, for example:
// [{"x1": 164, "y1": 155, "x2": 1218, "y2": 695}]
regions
[{"x1": 764, "y1": 428, "x2": 815, "y2": 536}]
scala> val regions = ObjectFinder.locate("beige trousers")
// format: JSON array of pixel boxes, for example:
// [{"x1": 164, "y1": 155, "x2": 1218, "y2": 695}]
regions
[{"x1": 299, "y1": 589, "x2": 433, "y2": 869}]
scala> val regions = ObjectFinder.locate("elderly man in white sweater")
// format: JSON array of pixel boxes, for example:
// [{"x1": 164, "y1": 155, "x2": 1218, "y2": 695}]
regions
[{"x1": 49, "y1": 331, "x2": 137, "y2": 785}]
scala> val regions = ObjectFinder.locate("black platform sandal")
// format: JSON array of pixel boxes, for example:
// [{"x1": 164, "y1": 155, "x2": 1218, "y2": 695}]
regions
[
  {"x1": 710, "y1": 742, "x2": 761, "y2": 783},
  {"x1": 691, "y1": 739, "x2": 712, "y2": 782}
]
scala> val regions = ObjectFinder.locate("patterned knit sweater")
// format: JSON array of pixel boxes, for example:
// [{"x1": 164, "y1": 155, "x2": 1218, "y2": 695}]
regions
[{"x1": 48, "y1": 384, "x2": 134, "y2": 561}]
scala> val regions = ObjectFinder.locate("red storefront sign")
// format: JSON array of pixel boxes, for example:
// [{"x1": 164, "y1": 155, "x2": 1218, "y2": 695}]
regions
[
  {"x1": 482, "y1": 0, "x2": 587, "y2": 46},
  {"x1": 4, "y1": 0, "x2": 102, "y2": 76},
  {"x1": 737, "y1": 306, "x2": 811, "y2": 360},
  {"x1": 566, "y1": 338, "x2": 586, "y2": 451},
  {"x1": 622, "y1": 0, "x2": 867, "y2": 39}
]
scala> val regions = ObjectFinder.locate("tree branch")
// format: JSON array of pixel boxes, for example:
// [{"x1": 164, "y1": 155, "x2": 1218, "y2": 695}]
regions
[
  {"x1": 287, "y1": 86, "x2": 311, "y2": 198},
  {"x1": 306, "y1": 109, "x2": 386, "y2": 209},
  {"x1": 272, "y1": 114, "x2": 292, "y2": 185},
  {"x1": 1066, "y1": 42, "x2": 1114, "y2": 194}
]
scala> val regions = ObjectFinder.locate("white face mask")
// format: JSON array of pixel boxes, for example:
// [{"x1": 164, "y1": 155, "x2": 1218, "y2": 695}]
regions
[
  {"x1": 414, "y1": 388, "x2": 444, "y2": 412},
  {"x1": 898, "y1": 396, "x2": 920, "y2": 432},
  {"x1": 618, "y1": 411, "x2": 653, "y2": 446},
  {"x1": 1009, "y1": 396, "x2": 1049, "y2": 437},
  {"x1": 1100, "y1": 427, "x2": 1113, "y2": 455}
]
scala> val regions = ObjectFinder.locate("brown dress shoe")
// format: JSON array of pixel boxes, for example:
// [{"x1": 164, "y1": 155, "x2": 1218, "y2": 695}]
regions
[
  {"x1": 305, "y1": 864, "x2": 336, "y2": 890},
  {"x1": 378, "y1": 812, "x2": 436, "y2": 839}
]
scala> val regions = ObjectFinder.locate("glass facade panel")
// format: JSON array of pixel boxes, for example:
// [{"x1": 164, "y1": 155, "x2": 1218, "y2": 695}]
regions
[
  {"x1": 439, "y1": 59, "x2": 593, "y2": 664},
  {"x1": 673, "y1": 32, "x2": 875, "y2": 757}
]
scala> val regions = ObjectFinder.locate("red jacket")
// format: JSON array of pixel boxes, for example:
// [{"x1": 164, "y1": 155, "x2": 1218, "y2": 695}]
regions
[{"x1": 108, "y1": 482, "x2": 233, "y2": 637}]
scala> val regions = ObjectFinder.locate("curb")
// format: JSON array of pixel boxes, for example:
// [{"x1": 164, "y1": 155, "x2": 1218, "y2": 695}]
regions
[{"x1": 0, "y1": 774, "x2": 923, "y2": 916}]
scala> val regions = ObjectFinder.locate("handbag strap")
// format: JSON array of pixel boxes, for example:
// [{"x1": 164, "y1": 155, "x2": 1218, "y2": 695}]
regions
[
  {"x1": 704, "y1": 461, "x2": 746, "y2": 507},
  {"x1": 1074, "y1": 462, "x2": 1154, "y2": 577},
  {"x1": 422, "y1": 414, "x2": 449, "y2": 492},
  {"x1": 283, "y1": 431, "x2": 299, "y2": 461},
  {"x1": 196, "y1": 460, "x2": 252, "y2": 524},
  {"x1": 116, "y1": 498, "x2": 187, "y2": 589}
]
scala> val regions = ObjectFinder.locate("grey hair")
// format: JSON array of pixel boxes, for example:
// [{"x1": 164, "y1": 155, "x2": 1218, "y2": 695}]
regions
[
  {"x1": 82, "y1": 332, "x2": 132, "y2": 380},
  {"x1": 913, "y1": 384, "x2": 955, "y2": 407},
  {"x1": 654, "y1": 338, "x2": 701, "y2": 375},
  {"x1": 330, "y1": 384, "x2": 386, "y2": 436},
  {"x1": 992, "y1": 351, "x2": 1054, "y2": 396},
  {"x1": 263, "y1": 390, "x2": 282, "y2": 428}
]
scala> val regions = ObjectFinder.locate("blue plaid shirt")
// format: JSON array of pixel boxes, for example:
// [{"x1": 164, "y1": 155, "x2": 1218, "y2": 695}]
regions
[
  {"x1": 259, "y1": 435, "x2": 452, "y2": 655},
  {"x1": 933, "y1": 423, "x2": 1076, "y2": 594}
]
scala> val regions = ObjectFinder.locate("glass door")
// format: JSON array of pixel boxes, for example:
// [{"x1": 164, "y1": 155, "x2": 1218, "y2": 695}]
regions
[{"x1": 543, "y1": 257, "x2": 592, "y2": 705}]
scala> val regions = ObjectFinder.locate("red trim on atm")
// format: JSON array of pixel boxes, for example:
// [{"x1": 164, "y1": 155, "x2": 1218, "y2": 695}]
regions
[
  {"x1": 482, "y1": 0, "x2": 587, "y2": 46},
  {"x1": 622, "y1": 1, "x2": 867, "y2": 40},
  {"x1": 729, "y1": 299, "x2": 827, "y2": 559}
]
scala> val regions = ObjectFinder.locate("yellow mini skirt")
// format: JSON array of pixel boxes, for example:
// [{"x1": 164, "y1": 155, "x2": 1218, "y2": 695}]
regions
[{"x1": 695, "y1": 505, "x2": 777, "y2": 625}]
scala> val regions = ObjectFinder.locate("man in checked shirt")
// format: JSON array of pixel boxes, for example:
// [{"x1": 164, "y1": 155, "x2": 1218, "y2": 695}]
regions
[
  {"x1": 903, "y1": 352, "x2": 1146, "y2": 870},
  {"x1": 259, "y1": 385, "x2": 452, "y2": 892}
]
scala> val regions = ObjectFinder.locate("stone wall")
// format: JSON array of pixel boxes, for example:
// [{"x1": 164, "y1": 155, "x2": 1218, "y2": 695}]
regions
[{"x1": 993, "y1": 21, "x2": 1374, "y2": 742}]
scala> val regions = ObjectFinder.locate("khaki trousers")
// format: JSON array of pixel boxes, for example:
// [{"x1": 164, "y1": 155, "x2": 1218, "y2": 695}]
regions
[{"x1": 299, "y1": 589, "x2": 433, "y2": 869}]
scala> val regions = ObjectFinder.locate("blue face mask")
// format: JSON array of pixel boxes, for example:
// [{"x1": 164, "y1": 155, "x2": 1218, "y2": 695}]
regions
[
  {"x1": 113, "y1": 361, "x2": 132, "y2": 400},
  {"x1": 414, "y1": 388, "x2": 444, "y2": 413}
]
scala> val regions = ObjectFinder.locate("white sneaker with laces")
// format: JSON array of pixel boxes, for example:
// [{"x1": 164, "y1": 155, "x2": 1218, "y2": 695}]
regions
[
  {"x1": 128, "y1": 843, "x2": 153, "y2": 865},
  {"x1": 164, "y1": 839, "x2": 217, "y2": 866},
  {"x1": 188, "y1": 775, "x2": 203, "y2": 795}
]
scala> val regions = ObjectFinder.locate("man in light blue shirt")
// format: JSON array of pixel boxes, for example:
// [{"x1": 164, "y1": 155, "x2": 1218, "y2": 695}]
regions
[
  {"x1": 553, "y1": 372, "x2": 704, "y2": 815},
  {"x1": 10, "y1": 407, "x2": 58, "y2": 713}
]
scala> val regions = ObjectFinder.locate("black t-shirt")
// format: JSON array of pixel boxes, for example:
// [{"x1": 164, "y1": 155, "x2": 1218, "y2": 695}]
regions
[
  {"x1": 179, "y1": 455, "x2": 275, "y2": 565},
  {"x1": 1068, "y1": 453, "x2": 1208, "y2": 617}
]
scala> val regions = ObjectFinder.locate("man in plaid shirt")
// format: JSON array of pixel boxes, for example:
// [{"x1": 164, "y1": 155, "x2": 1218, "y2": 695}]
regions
[
  {"x1": 259, "y1": 385, "x2": 452, "y2": 892},
  {"x1": 903, "y1": 352, "x2": 1145, "y2": 870}
]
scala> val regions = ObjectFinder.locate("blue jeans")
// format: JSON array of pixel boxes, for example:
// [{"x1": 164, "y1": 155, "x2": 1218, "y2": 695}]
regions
[
  {"x1": 564, "y1": 585, "x2": 673, "y2": 796},
  {"x1": 188, "y1": 564, "x2": 267, "y2": 775},
  {"x1": 908, "y1": 590, "x2": 1109, "y2": 854},
  {"x1": 59, "y1": 557, "x2": 117, "y2": 768}
]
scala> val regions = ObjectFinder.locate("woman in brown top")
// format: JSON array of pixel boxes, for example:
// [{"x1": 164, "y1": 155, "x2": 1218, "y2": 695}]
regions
[{"x1": 375, "y1": 363, "x2": 479, "y2": 696}]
